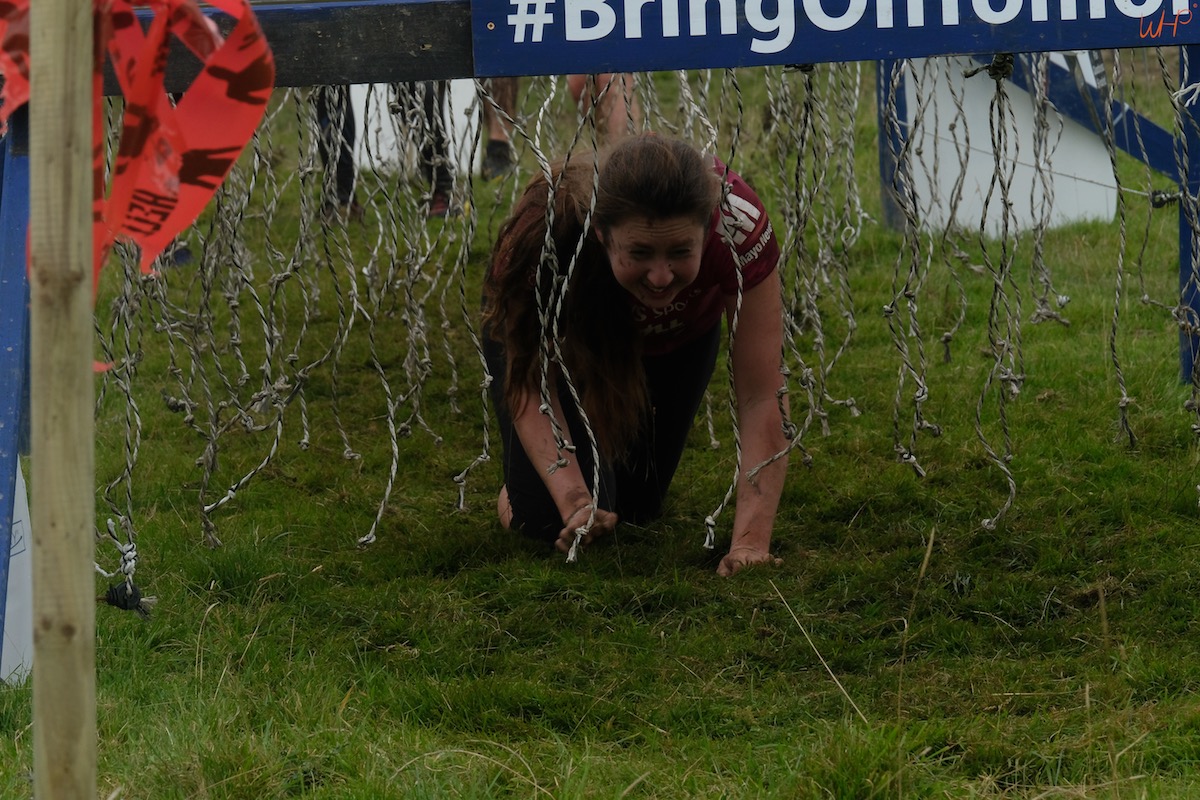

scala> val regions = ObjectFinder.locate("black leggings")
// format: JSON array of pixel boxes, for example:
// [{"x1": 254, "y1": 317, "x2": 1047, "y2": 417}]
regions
[
  {"x1": 314, "y1": 85, "x2": 357, "y2": 205},
  {"x1": 484, "y1": 325, "x2": 721, "y2": 543}
]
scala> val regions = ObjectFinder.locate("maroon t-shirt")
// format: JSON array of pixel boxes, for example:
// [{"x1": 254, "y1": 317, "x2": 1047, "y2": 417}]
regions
[{"x1": 633, "y1": 161, "x2": 780, "y2": 356}]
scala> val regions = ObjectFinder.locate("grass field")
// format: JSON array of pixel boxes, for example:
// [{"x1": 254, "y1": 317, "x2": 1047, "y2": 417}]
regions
[{"x1": 4, "y1": 60, "x2": 1200, "y2": 798}]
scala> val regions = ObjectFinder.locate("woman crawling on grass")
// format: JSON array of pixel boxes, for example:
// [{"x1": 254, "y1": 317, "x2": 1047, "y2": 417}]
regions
[{"x1": 481, "y1": 133, "x2": 790, "y2": 576}]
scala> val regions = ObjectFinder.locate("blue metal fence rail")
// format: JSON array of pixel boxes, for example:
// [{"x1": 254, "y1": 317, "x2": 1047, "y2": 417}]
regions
[{"x1": 0, "y1": 107, "x2": 31, "y2": 663}]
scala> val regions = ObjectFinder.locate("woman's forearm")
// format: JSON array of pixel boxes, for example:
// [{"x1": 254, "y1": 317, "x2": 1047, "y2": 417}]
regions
[
  {"x1": 730, "y1": 397, "x2": 790, "y2": 549},
  {"x1": 509, "y1": 387, "x2": 595, "y2": 521}
]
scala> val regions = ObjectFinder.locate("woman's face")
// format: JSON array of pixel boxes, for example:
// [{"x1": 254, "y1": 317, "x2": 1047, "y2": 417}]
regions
[{"x1": 600, "y1": 215, "x2": 707, "y2": 310}]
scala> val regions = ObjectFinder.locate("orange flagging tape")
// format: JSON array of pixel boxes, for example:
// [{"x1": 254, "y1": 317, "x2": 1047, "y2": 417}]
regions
[{"x1": 0, "y1": 0, "x2": 274, "y2": 291}]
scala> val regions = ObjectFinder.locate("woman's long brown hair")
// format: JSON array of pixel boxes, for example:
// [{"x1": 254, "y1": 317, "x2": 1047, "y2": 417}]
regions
[{"x1": 483, "y1": 135, "x2": 722, "y2": 461}]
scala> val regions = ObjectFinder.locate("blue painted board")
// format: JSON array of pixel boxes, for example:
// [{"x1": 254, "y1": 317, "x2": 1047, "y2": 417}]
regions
[
  {"x1": 0, "y1": 109, "x2": 30, "y2": 650},
  {"x1": 473, "y1": 0, "x2": 1200, "y2": 77}
]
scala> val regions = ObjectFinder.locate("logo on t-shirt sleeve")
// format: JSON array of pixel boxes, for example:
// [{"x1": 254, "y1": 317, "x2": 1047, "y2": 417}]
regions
[{"x1": 718, "y1": 191, "x2": 765, "y2": 249}]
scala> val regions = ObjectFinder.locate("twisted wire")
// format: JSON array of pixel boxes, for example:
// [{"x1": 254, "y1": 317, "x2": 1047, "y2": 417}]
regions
[
  {"x1": 1101, "y1": 51, "x2": 1139, "y2": 448},
  {"x1": 972, "y1": 59, "x2": 1023, "y2": 531}
]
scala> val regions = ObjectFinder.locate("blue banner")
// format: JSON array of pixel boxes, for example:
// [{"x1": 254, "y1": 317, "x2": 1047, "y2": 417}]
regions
[{"x1": 472, "y1": 0, "x2": 1200, "y2": 76}]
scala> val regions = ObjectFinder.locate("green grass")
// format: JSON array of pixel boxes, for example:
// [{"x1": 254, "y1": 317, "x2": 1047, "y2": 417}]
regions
[{"x1": 6, "y1": 60, "x2": 1200, "y2": 797}]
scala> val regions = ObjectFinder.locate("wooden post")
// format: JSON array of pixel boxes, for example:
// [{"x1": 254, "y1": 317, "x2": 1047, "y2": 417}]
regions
[{"x1": 29, "y1": 0, "x2": 97, "y2": 797}]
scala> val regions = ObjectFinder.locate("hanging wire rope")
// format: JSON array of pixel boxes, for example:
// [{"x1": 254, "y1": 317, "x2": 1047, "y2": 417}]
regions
[{"x1": 87, "y1": 56, "x2": 1196, "y2": 589}]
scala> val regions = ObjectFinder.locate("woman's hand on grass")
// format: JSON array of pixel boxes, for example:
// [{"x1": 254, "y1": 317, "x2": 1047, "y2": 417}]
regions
[
  {"x1": 717, "y1": 544, "x2": 782, "y2": 577},
  {"x1": 555, "y1": 505, "x2": 619, "y2": 554}
]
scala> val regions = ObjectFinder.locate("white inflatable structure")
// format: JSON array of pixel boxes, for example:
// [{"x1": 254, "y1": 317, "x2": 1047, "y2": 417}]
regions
[
  {"x1": 891, "y1": 52, "x2": 1117, "y2": 235},
  {"x1": 1, "y1": 464, "x2": 32, "y2": 685}
]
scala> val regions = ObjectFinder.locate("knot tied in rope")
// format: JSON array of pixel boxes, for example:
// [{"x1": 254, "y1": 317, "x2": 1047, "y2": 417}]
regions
[
  {"x1": 964, "y1": 53, "x2": 1015, "y2": 82},
  {"x1": 1151, "y1": 190, "x2": 1181, "y2": 209},
  {"x1": 103, "y1": 581, "x2": 152, "y2": 618}
]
